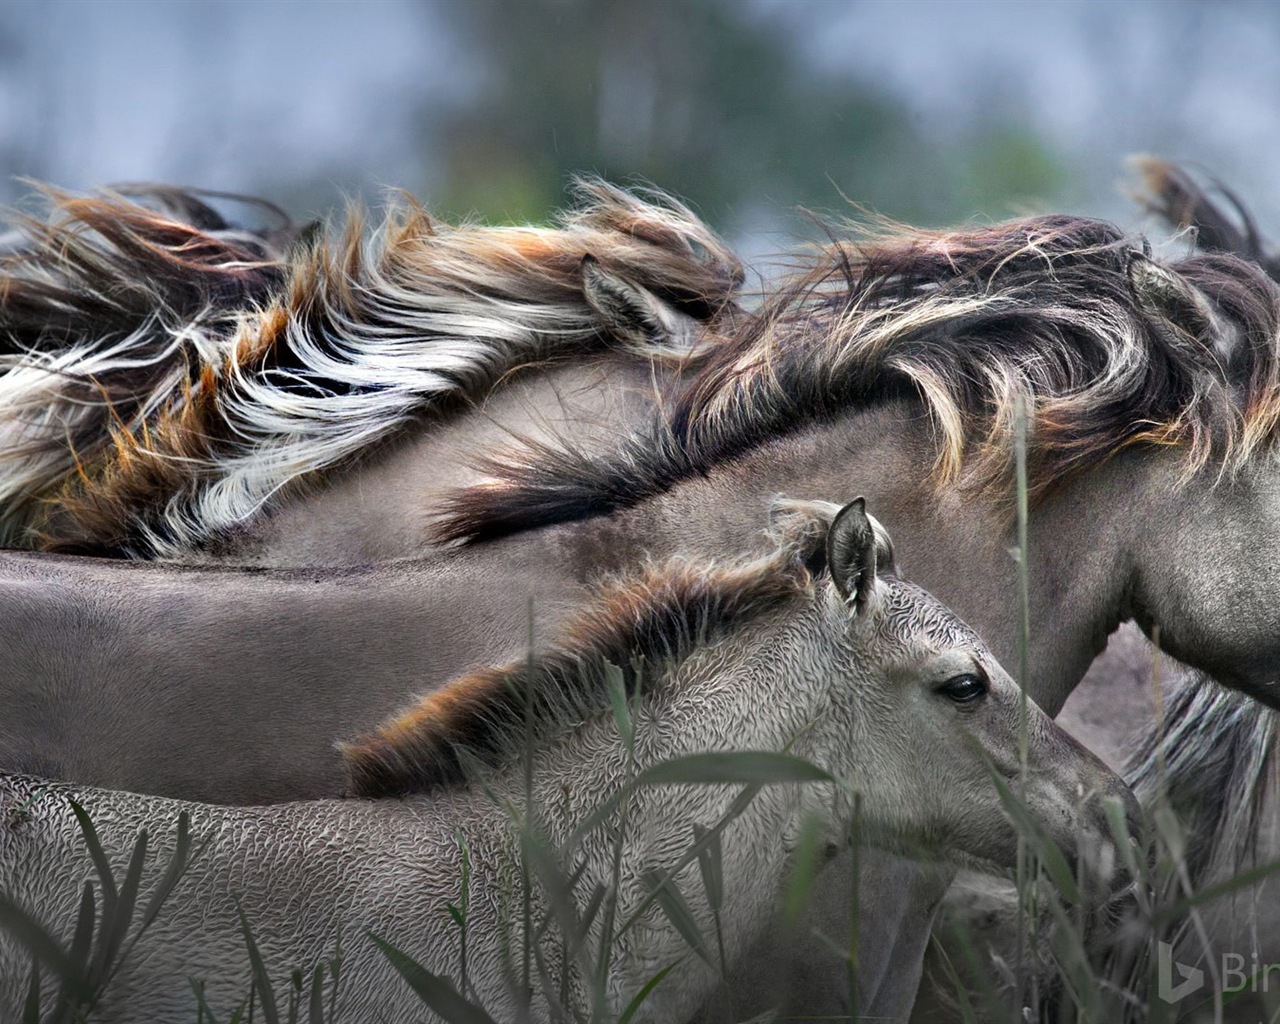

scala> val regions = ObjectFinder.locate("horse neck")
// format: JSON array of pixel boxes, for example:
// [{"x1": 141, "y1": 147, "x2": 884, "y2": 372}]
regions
[
  {"x1": 499, "y1": 610, "x2": 836, "y2": 996},
  {"x1": 569, "y1": 400, "x2": 1137, "y2": 716},
  {"x1": 229, "y1": 352, "x2": 680, "y2": 567},
  {"x1": 1123, "y1": 454, "x2": 1280, "y2": 703}
]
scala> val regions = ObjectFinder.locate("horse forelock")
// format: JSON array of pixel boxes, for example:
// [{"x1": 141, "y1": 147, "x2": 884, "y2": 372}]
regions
[
  {"x1": 437, "y1": 214, "x2": 1280, "y2": 543},
  {"x1": 12, "y1": 178, "x2": 743, "y2": 556},
  {"x1": 341, "y1": 545, "x2": 814, "y2": 798}
]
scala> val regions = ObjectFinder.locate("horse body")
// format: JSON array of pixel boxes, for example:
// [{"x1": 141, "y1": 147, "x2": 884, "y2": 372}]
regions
[
  {"x1": 0, "y1": 405, "x2": 1153, "y2": 799},
  {"x1": 0, "y1": 502, "x2": 1136, "y2": 1023},
  {"x1": 0, "y1": 537, "x2": 589, "y2": 802},
  {"x1": 3, "y1": 179, "x2": 1279, "y2": 1017}
]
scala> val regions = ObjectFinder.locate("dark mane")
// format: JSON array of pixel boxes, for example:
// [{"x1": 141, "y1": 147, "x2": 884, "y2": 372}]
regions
[
  {"x1": 0, "y1": 183, "x2": 294, "y2": 355},
  {"x1": 436, "y1": 215, "x2": 1280, "y2": 544},
  {"x1": 341, "y1": 545, "x2": 814, "y2": 797},
  {"x1": 0, "y1": 179, "x2": 743, "y2": 556},
  {"x1": 0, "y1": 186, "x2": 295, "y2": 546}
]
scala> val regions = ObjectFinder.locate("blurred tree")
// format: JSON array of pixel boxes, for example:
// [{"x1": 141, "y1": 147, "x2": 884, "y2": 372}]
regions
[{"x1": 425, "y1": 0, "x2": 1067, "y2": 231}]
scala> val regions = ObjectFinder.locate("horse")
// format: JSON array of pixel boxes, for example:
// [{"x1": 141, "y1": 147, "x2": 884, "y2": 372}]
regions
[
  {"x1": 416, "y1": 203, "x2": 1280, "y2": 1019},
  {"x1": 0, "y1": 499, "x2": 1140, "y2": 1023},
  {"x1": 929, "y1": 163, "x2": 1280, "y2": 1022},
  {"x1": 3, "y1": 175, "x2": 1279, "y2": 1018},
  {"x1": 912, "y1": 161, "x2": 1280, "y2": 1021},
  {"x1": 0, "y1": 179, "x2": 742, "y2": 561}
]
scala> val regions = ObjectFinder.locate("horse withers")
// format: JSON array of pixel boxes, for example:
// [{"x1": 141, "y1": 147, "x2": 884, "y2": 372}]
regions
[{"x1": 0, "y1": 500, "x2": 1138, "y2": 1023}]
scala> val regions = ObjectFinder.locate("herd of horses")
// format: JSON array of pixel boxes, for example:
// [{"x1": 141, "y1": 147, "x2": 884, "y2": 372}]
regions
[{"x1": 0, "y1": 160, "x2": 1275, "y2": 1021}]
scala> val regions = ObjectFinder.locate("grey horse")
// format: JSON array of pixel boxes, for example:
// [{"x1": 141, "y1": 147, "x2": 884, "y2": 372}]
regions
[
  {"x1": 3, "y1": 178, "x2": 1280, "y2": 1019},
  {"x1": 0, "y1": 500, "x2": 1139, "y2": 1023}
]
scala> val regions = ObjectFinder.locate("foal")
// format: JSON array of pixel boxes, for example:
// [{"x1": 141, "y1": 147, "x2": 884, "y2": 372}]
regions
[{"x1": 0, "y1": 500, "x2": 1135, "y2": 1023}]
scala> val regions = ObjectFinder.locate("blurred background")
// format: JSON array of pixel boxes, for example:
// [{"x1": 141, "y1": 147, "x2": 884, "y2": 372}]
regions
[{"x1": 1, "y1": 0, "x2": 1277, "y2": 254}]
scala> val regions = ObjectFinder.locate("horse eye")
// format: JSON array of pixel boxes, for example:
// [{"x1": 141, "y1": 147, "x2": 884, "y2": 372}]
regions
[{"x1": 937, "y1": 673, "x2": 987, "y2": 704}]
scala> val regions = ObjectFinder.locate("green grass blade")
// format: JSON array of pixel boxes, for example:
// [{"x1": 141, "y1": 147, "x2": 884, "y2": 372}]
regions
[
  {"x1": 326, "y1": 920, "x2": 343, "y2": 1024},
  {"x1": 190, "y1": 979, "x2": 225, "y2": 1024},
  {"x1": 67, "y1": 800, "x2": 118, "y2": 919},
  {"x1": 645, "y1": 872, "x2": 714, "y2": 968},
  {"x1": 616, "y1": 783, "x2": 764, "y2": 941},
  {"x1": 565, "y1": 882, "x2": 607, "y2": 967},
  {"x1": 52, "y1": 880, "x2": 97, "y2": 1018},
  {"x1": 236, "y1": 902, "x2": 281, "y2": 1024},
  {"x1": 91, "y1": 828, "x2": 149, "y2": 986},
  {"x1": 307, "y1": 963, "x2": 326, "y2": 1024},
  {"x1": 986, "y1": 764, "x2": 1082, "y2": 905},
  {"x1": 67, "y1": 880, "x2": 96, "y2": 974},
  {"x1": 521, "y1": 829, "x2": 590, "y2": 976},
  {"x1": 286, "y1": 968, "x2": 304, "y2": 1024},
  {"x1": 926, "y1": 933, "x2": 982, "y2": 1024},
  {"x1": 636, "y1": 751, "x2": 831, "y2": 786},
  {"x1": 137, "y1": 811, "x2": 193, "y2": 933},
  {"x1": 616, "y1": 960, "x2": 681, "y2": 1024},
  {"x1": 691, "y1": 824, "x2": 723, "y2": 914},
  {"x1": 368, "y1": 932, "x2": 498, "y2": 1024},
  {"x1": 780, "y1": 811, "x2": 825, "y2": 930},
  {"x1": 604, "y1": 661, "x2": 635, "y2": 753},
  {"x1": 1102, "y1": 794, "x2": 1143, "y2": 885},
  {"x1": 0, "y1": 890, "x2": 88, "y2": 997}
]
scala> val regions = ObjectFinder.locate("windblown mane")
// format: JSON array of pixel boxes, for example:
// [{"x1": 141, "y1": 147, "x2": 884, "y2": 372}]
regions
[
  {"x1": 1127, "y1": 157, "x2": 1280, "y2": 941},
  {"x1": 0, "y1": 179, "x2": 742, "y2": 556},
  {"x1": 342, "y1": 532, "x2": 819, "y2": 798},
  {"x1": 436, "y1": 215, "x2": 1280, "y2": 544},
  {"x1": 0, "y1": 185, "x2": 297, "y2": 547}
]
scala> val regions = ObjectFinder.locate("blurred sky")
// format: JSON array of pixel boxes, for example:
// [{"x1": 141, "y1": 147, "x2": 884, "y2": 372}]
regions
[{"x1": 1, "y1": 0, "x2": 1278, "y2": 251}]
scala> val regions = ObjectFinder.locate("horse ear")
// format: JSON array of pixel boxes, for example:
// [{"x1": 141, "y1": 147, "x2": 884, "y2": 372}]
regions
[
  {"x1": 826, "y1": 497, "x2": 880, "y2": 615},
  {"x1": 1127, "y1": 251, "x2": 1215, "y2": 341},
  {"x1": 581, "y1": 254, "x2": 701, "y2": 354}
]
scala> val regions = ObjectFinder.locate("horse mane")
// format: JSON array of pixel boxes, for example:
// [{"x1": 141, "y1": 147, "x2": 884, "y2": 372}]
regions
[
  {"x1": 1126, "y1": 677, "x2": 1276, "y2": 888},
  {"x1": 0, "y1": 185, "x2": 296, "y2": 548},
  {"x1": 435, "y1": 214, "x2": 1280, "y2": 544},
  {"x1": 1122, "y1": 155, "x2": 1280, "y2": 915},
  {"x1": 341, "y1": 517, "x2": 823, "y2": 798},
  {"x1": 1, "y1": 178, "x2": 743, "y2": 556}
]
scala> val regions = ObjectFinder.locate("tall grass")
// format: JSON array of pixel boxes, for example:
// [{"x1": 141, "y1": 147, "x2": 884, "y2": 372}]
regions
[
  {"x1": 11, "y1": 730, "x2": 1279, "y2": 1023},
  {"x1": 5, "y1": 720, "x2": 1280, "y2": 1022}
]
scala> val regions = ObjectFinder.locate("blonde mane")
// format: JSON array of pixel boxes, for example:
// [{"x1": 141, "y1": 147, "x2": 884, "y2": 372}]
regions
[
  {"x1": 0, "y1": 180, "x2": 742, "y2": 556},
  {"x1": 437, "y1": 214, "x2": 1280, "y2": 543}
]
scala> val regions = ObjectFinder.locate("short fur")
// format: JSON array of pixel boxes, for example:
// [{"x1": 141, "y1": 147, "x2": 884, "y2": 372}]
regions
[
  {"x1": 435, "y1": 215, "x2": 1280, "y2": 543},
  {"x1": 0, "y1": 180, "x2": 743, "y2": 556},
  {"x1": 0, "y1": 500, "x2": 1136, "y2": 1023}
]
